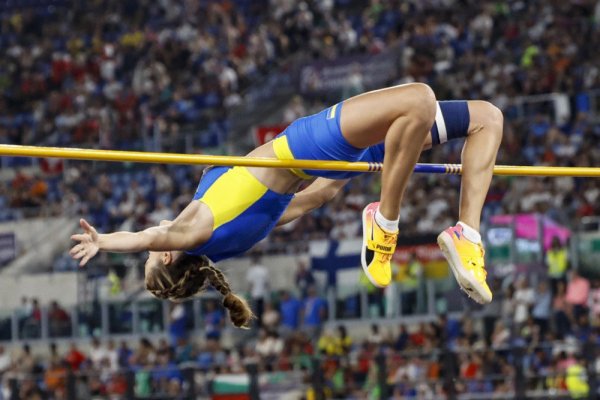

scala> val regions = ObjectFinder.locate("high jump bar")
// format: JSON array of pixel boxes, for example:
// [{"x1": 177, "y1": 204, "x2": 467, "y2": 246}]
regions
[{"x1": 0, "y1": 144, "x2": 599, "y2": 177}]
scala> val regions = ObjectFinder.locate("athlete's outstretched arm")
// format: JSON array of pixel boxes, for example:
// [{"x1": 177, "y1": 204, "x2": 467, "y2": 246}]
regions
[
  {"x1": 277, "y1": 178, "x2": 349, "y2": 226},
  {"x1": 70, "y1": 201, "x2": 212, "y2": 266}
]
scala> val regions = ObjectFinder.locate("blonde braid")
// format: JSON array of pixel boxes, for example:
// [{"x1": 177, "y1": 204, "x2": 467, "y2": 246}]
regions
[
  {"x1": 201, "y1": 264, "x2": 255, "y2": 329},
  {"x1": 145, "y1": 254, "x2": 254, "y2": 328}
]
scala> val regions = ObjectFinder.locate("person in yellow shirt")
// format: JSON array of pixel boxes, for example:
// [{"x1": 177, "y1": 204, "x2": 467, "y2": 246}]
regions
[
  {"x1": 317, "y1": 329, "x2": 341, "y2": 356},
  {"x1": 336, "y1": 325, "x2": 352, "y2": 355},
  {"x1": 317, "y1": 325, "x2": 353, "y2": 357},
  {"x1": 565, "y1": 356, "x2": 589, "y2": 399},
  {"x1": 546, "y1": 236, "x2": 568, "y2": 294}
]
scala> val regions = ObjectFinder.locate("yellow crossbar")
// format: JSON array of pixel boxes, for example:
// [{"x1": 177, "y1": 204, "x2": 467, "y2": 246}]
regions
[{"x1": 0, "y1": 144, "x2": 599, "y2": 177}]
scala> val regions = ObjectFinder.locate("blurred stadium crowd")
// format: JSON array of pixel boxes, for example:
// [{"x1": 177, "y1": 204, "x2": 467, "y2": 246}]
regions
[
  {"x1": 1, "y1": 0, "x2": 600, "y2": 399},
  {"x1": 4, "y1": 266, "x2": 600, "y2": 398}
]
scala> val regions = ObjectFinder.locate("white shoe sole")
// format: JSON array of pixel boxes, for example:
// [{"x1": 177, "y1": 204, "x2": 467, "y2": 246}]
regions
[
  {"x1": 361, "y1": 206, "x2": 386, "y2": 288},
  {"x1": 437, "y1": 231, "x2": 492, "y2": 304}
]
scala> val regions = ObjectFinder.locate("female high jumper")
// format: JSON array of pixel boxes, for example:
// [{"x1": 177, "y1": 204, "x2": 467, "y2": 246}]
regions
[{"x1": 70, "y1": 83, "x2": 503, "y2": 328}]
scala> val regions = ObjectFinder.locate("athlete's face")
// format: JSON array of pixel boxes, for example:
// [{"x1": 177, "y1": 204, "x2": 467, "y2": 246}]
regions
[{"x1": 145, "y1": 251, "x2": 164, "y2": 271}]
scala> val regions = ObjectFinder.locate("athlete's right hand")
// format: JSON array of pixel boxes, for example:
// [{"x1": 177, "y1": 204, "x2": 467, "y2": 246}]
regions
[{"x1": 70, "y1": 218, "x2": 100, "y2": 267}]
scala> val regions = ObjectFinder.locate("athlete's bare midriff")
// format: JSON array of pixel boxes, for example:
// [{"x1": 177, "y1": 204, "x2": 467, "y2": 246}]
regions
[{"x1": 245, "y1": 142, "x2": 307, "y2": 194}]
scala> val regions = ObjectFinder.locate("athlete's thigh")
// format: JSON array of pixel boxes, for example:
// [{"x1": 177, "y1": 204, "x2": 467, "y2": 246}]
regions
[{"x1": 339, "y1": 83, "x2": 435, "y2": 148}]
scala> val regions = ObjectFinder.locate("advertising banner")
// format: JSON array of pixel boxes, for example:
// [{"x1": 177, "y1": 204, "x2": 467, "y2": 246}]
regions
[{"x1": 298, "y1": 50, "x2": 399, "y2": 95}]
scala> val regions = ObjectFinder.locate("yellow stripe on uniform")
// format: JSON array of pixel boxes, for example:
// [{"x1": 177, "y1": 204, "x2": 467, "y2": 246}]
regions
[
  {"x1": 327, "y1": 103, "x2": 339, "y2": 120},
  {"x1": 272, "y1": 136, "x2": 312, "y2": 180},
  {"x1": 200, "y1": 166, "x2": 268, "y2": 229}
]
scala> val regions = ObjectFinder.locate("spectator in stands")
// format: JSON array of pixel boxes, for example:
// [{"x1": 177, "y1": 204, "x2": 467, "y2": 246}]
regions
[
  {"x1": 107, "y1": 268, "x2": 122, "y2": 297},
  {"x1": 197, "y1": 338, "x2": 226, "y2": 371},
  {"x1": 317, "y1": 328, "x2": 342, "y2": 356},
  {"x1": 553, "y1": 281, "x2": 572, "y2": 339},
  {"x1": 14, "y1": 344, "x2": 37, "y2": 375},
  {"x1": 117, "y1": 341, "x2": 133, "y2": 368},
  {"x1": 262, "y1": 302, "x2": 280, "y2": 332},
  {"x1": 16, "y1": 296, "x2": 32, "y2": 337},
  {"x1": 152, "y1": 348, "x2": 182, "y2": 394},
  {"x1": 566, "y1": 270, "x2": 591, "y2": 321},
  {"x1": 174, "y1": 337, "x2": 193, "y2": 365},
  {"x1": 513, "y1": 276, "x2": 535, "y2": 327},
  {"x1": 246, "y1": 254, "x2": 270, "y2": 325},
  {"x1": 546, "y1": 236, "x2": 569, "y2": 293},
  {"x1": 532, "y1": 281, "x2": 552, "y2": 339},
  {"x1": 65, "y1": 343, "x2": 86, "y2": 371},
  {"x1": 295, "y1": 257, "x2": 315, "y2": 300},
  {"x1": 500, "y1": 284, "x2": 516, "y2": 328},
  {"x1": 29, "y1": 174, "x2": 48, "y2": 207},
  {"x1": 135, "y1": 338, "x2": 156, "y2": 368},
  {"x1": 482, "y1": 278, "x2": 503, "y2": 345},
  {"x1": 491, "y1": 321, "x2": 510, "y2": 349},
  {"x1": 48, "y1": 300, "x2": 70, "y2": 337},
  {"x1": 367, "y1": 324, "x2": 384, "y2": 346},
  {"x1": 394, "y1": 325, "x2": 409, "y2": 352},
  {"x1": 18, "y1": 378, "x2": 45, "y2": 400},
  {"x1": 302, "y1": 285, "x2": 327, "y2": 341},
  {"x1": 255, "y1": 328, "x2": 284, "y2": 364},
  {"x1": 279, "y1": 290, "x2": 302, "y2": 336},
  {"x1": 89, "y1": 338, "x2": 107, "y2": 369},
  {"x1": 203, "y1": 300, "x2": 225, "y2": 341},
  {"x1": 565, "y1": 354, "x2": 590, "y2": 399},
  {"x1": 168, "y1": 303, "x2": 188, "y2": 347},
  {"x1": 0, "y1": 345, "x2": 11, "y2": 377},
  {"x1": 47, "y1": 343, "x2": 61, "y2": 367},
  {"x1": 588, "y1": 280, "x2": 600, "y2": 324},
  {"x1": 337, "y1": 325, "x2": 353, "y2": 356},
  {"x1": 44, "y1": 359, "x2": 68, "y2": 396},
  {"x1": 22, "y1": 298, "x2": 41, "y2": 339}
]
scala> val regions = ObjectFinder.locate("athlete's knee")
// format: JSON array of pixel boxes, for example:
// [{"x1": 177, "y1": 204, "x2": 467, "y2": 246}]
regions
[
  {"x1": 470, "y1": 100, "x2": 504, "y2": 142},
  {"x1": 478, "y1": 100, "x2": 503, "y2": 127},
  {"x1": 403, "y1": 83, "x2": 437, "y2": 127}
]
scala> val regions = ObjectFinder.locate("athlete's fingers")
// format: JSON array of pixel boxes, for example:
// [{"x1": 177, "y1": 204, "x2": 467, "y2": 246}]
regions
[
  {"x1": 69, "y1": 244, "x2": 83, "y2": 256},
  {"x1": 74, "y1": 248, "x2": 86, "y2": 260},
  {"x1": 80, "y1": 254, "x2": 91, "y2": 267},
  {"x1": 71, "y1": 234, "x2": 89, "y2": 242},
  {"x1": 80, "y1": 218, "x2": 93, "y2": 233}
]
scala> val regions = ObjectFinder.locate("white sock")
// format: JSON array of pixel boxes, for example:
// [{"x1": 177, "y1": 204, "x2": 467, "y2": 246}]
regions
[
  {"x1": 375, "y1": 208, "x2": 399, "y2": 232},
  {"x1": 457, "y1": 221, "x2": 481, "y2": 243}
]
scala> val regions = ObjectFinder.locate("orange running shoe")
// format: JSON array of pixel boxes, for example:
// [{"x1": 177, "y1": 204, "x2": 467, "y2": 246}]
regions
[
  {"x1": 437, "y1": 224, "x2": 492, "y2": 304},
  {"x1": 361, "y1": 202, "x2": 395, "y2": 288}
]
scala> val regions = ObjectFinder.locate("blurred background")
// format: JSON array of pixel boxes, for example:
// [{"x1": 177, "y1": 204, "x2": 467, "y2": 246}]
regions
[{"x1": 0, "y1": 0, "x2": 600, "y2": 399}]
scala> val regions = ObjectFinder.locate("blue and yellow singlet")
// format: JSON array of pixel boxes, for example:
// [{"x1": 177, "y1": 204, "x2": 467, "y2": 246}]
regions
[{"x1": 185, "y1": 166, "x2": 293, "y2": 262}]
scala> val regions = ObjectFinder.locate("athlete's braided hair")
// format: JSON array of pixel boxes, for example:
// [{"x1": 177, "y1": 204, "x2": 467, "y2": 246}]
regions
[{"x1": 145, "y1": 253, "x2": 254, "y2": 329}]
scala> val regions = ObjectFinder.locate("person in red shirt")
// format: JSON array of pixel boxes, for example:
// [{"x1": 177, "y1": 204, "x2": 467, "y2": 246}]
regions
[
  {"x1": 65, "y1": 343, "x2": 86, "y2": 370},
  {"x1": 48, "y1": 301, "x2": 71, "y2": 337}
]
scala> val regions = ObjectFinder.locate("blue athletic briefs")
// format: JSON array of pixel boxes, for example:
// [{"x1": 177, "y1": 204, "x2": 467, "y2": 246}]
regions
[{"x1": 274, "y1": 100, "x2": 470, "y2": 180}]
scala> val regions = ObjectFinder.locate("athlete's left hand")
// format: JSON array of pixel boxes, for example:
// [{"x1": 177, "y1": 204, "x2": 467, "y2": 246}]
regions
[{"x1": 69, "y1": 218, "x2": 100, "y2": 267}]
